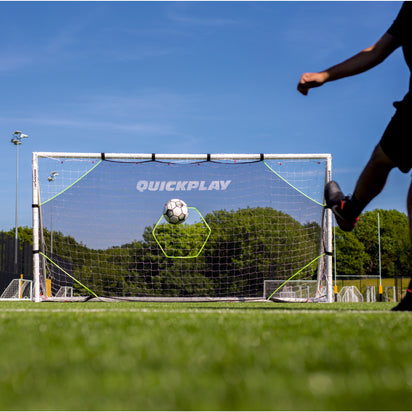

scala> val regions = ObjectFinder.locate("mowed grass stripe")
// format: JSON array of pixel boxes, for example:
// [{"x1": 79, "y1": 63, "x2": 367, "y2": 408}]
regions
[
  {"x1": 0, "y1": 301, "x2": 411, "y2": 411},
  {"x1": 0, "y1": 300, "x2": 398, "y2": 312}
]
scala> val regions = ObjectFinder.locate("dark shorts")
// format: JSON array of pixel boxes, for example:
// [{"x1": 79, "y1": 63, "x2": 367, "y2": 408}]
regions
[{"x1": 380, "y1": 100, "x2": 412, "y2": 173}]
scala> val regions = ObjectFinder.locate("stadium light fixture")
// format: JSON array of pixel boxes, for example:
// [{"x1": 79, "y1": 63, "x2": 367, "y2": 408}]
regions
[
  {"x1": 47, "y1": 171, "x2": 59, "y2": 182},
  {"x1": 10, "y1": 130, "x2": 29, "y2": 275}
]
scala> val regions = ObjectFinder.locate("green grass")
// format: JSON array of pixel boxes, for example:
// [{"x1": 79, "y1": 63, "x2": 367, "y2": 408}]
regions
[{"x1": 0, "y1": 301, "x2": 411, "y2": 410}]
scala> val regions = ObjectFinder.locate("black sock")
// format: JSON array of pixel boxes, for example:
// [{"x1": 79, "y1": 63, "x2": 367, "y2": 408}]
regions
[
  {"x1": 392, "y1": 284, "x2": 412, "y2": 311},
  {"x1": 398, "y1": 281, "x2": 412, "y2": 304},
  {"x1": 404, "y1": 288, "x2": 412, "y2": 301},
  {"x1": 350, "y1": 195, "x2": 364, "y2": 217}
]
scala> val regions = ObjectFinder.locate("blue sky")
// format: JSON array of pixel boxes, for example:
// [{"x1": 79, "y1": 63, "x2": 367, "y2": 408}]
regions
[{"x1": 0, "y1": 1, "x2": 410, "y2": 232}]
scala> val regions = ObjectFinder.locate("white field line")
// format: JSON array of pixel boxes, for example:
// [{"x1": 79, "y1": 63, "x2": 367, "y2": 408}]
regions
[{"x1": 0, "y1": 308, "x2": 394, "y2": 314}]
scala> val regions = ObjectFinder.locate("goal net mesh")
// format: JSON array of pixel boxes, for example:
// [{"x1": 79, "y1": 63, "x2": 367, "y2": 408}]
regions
[{"x1": 35, "y1": 154, "x2": 330, "y2": 301}]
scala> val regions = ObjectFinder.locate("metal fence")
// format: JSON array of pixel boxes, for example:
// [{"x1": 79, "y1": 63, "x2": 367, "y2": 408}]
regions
[{"x1": 0, "y1": 232, "x2": 33, "y2": 294}]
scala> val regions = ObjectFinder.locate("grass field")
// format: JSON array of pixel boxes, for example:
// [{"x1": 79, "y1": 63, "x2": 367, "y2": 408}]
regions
[{"x1": 0, "y1": 301, "x2": 411, "y2": 411}]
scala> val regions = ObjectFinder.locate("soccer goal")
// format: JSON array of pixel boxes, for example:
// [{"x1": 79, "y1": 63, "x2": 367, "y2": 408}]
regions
[
  {"x1": 0, "y1": 278, "x2": 33, "y2": 300},
  {"x1": 337, "y1": 286, "x2": 364, "y2": 303},
  {"x1": 32, "y1": 152, "x2": 333, "y2": 302}
]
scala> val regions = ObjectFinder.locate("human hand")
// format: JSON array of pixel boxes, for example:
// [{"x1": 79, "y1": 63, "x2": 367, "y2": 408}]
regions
[{"x1": 297, "y1": 72, "x2": 329, "y2": 95}]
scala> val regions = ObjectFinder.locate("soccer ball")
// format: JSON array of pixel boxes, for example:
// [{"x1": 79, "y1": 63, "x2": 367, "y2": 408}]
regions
[{"x1": 163, "y1": 199, "x2": 189, "y2": 224}]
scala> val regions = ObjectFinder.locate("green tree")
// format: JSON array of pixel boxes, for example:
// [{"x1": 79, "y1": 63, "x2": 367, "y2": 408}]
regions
[
  {"x1": 203, "y1": 207, "x2": 321, "y2": 296},
  {"x1": 5, "y1": 226, "x2": 33, "y2": 246},
  {"x1": 355, "y1": 209, "x2": 412, "y2": 277},
  {"x1": 26, "y1": 206, "x2": 325, "y2": 298},
  {"x1": 334, "y1": 209, "x2": 412, "y2": 278},
  {"x1": 335, "y1": 229, "x2": 369, "y2": 277}
]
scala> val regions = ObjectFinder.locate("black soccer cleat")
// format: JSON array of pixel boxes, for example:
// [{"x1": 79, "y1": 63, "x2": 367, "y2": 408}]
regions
[{"x1": 324, "y1": 181, "x2": 359, "y2": 232}]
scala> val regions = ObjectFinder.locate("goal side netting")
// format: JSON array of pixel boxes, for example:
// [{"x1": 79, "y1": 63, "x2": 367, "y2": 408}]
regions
[{"x1": 32, "y1": 153, "x2": 333, "y2": 302}]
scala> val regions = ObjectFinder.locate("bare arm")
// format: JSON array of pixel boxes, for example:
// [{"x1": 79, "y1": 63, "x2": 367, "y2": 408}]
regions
[{"x1": 297, "y1": 32, "x2": 400, "y2": 95}]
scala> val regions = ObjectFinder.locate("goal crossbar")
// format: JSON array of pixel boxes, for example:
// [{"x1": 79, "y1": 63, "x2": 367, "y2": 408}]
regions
[{"x1": 34, "y1": 152, "x2": 331, "y2": 161}]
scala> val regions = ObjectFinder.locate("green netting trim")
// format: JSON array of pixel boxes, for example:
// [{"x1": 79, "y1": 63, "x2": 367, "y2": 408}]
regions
[
  {"x1": 266, "y1": 253, "x2": 326, "y2": 301},
  {"x1": 152, "y1": 207, "x2": 212, "y2": 259},
  {"x1": 263, "y1": 160, "x2": 324, "y2": 206},
  {"x1": 41, "y1": 159, "x2": 103, "y2": 205},
  {"x1": 39, "y1": 252, "x2": 98, "y2": 298}
]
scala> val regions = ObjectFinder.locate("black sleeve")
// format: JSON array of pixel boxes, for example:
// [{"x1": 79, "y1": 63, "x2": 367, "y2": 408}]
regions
[{"x1": 387, "y1": 2, "x2": 409, "y2": 38}]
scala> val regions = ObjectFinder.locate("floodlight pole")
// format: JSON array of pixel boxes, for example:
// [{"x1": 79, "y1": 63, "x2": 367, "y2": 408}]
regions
[
  {"x1": 11, "y1": 131, "x2": 28, "y2": 275},
  {"x1": 14, "y1": 140, "x2": 19, "y2": 275},
  {"x1": 48, "y1": 172, "x2": 58, "y2": 256},
  {"x1": 378, "y1": 212, "x2": 383, "y2": 301}
]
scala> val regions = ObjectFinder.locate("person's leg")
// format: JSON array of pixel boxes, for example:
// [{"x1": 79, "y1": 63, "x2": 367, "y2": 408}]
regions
[
  {"x1": 325, "y1": 144, "x2": 395, "y2": 231},
  {"x1": 392, "y1": 179, "x2": 412, "y2": 311},
  {"x1": 351, "y1": 144, "x2": 396, "y2": 213}
]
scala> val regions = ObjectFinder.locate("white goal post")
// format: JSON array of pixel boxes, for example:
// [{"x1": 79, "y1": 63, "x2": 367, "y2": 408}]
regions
[{"x1": 32, "y1": 152, "x2": 333, "y2": 303}]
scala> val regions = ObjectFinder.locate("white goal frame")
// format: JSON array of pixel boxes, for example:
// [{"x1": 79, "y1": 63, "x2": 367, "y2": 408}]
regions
[
  {"x1": 0, "y1": 279, "x2": 33, "y2": 300},
  {"x1": 32, "y1": 152, "x2": 333, "y2": 303}
]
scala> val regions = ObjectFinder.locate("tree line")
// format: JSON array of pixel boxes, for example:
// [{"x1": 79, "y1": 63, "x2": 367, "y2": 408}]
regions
[
  {"x1": 1, "y1": 208, "x2": 321, "y2": 297},
  {"x1": 335, "y1": 209, "x2": 412, "y2": 278},
  {"x1": 1, "y1": 208, "x2": 410, "y2": 297}
]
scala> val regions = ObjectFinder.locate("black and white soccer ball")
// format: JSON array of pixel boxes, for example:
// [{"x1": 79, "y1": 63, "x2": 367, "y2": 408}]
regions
[{"x1": 163, "y1": 199, "x2": 189, "y2": 224}]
